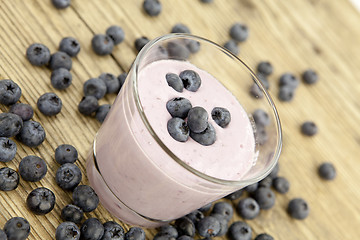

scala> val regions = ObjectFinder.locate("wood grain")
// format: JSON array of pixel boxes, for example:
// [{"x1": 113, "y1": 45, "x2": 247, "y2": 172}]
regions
[{"x1": 0, "y1": 0, "x2": 360, "y2": 239}]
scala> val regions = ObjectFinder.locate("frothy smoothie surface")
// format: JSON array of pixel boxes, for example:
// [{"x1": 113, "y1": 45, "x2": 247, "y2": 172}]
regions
[{"x1": 137, "y1": 60, "x2": 256, "y2": 181}]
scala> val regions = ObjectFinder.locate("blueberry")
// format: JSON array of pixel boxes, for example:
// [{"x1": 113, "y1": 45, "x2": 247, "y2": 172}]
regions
[
  {"x1": 0, "y1": 229, "x2": 6, "y2": 240},
  {"x1": 278, "y1": 86, "x2": 295, "y2": 102},
  {"x1": 211, "y1": 107, "x2": 231, "y2": 128},
  {"x1": 19, "y1": 155, "x2": 47, "y2": 182},
  {"x1": 26, "y1": 43, "x2": 51, "y2": 66},
  {"x1": 37, "y1": 92, "x2": 62, "y2": 116},
  {"x1": 318, "y1": 162, "x2": 336, "y2": 180},
  {"x1": 254, "y1": 73, "x2": 270, "y2": 90},
  {"x1": 92, "y1": 34, "x2": 114, "y2": 56},
  {"x1": 272, "y1": 176, "x2": 290, "y2": 193},
  {"x1": 174, "y1": 217, "x2": 195, "y2": 237},
  {"x1": 106, "y1": 26, "x2": 125, "y2": 45},
  {"x1": 196, "y1": 216, "x2": 220, "y2": 238},
  {"x1": 153, "y1": 233, "x2": 176, "y2": 240},
  {"x1": 287, "y1": 198, "x2": 310, "y2": 220},
  {"x1": 211, "y1": 201, "x2": 233, "y2": 222},
  {"x1": 223, "y1": 40, "x2": 239, "y2": 55},
  {"x1": 190, "y1": 123, "x2": 216, "y2": 146},
  {"x1": 61, "y1": 204, "x2": 84, "y2": 224},
  {"x1": 257, "y1": 61, "x2": 273, "y2": 76},
  {"x1": 16, "y1": 120, "x2": 46, "y2": 147},
  {"x1": 185, "y1": 40, "x2": 200, "y2": 53},
  {"x1": 171, "y1": 23, "x2": 191, "y2": 34},
  {"x1": 117, "y1": 73, "x2": 127, "y2": 88},
  {"x1": 52, "y1": 0, "x2": 71, "y2": 9},
  {"x1": 249, "y1": 84, "x2": 264, "y2": 99},
  {"x1": 200, "y1": 0, "x2": 213, "y2": 3},
  {"x1": 268, "y1": 163, "x2": 279, "y2": 179},
  {"x1": 209, "y1": 213, "x2": 228, "y2": 236},
  {"x1": 124, "y1": 227, "x2": 145, "y2": 240},
  {"x1": 143, "y1": 0, "x2": 162, "y2": 16},
  {"x1": 99, "y1": 73, "x2": 120, "y2": 94},
  {"x1": 4, "y1": 217, "x2": 30, "y2": 240},
  {"x1": 55, "y1": 144, "x2": 78, "y2": 164},
  {"x1": 167, "y1": 41, "x2": 190, "y2": 60},
  {"x1": 0, "y1": 167, "x2": 19, "y2": 191},
  {"x1": 225, "y1": 189, "x2": 243, "y2": 200},
  {"x1": 102, "y1": 221, "x2": 125, "y2": 240},
  {"x1": 49, "y1": 51, "x2": 72, "y2": 71},
  {"x1": 245, "y1": 182, "x2": 258, "y2": 193},
  {"x1": 187, "y1": 107, "x2": 208, "y2": 133},
  {"x1": 56, "y1": 163, "x2": 82, "y2": 190},
  {"x1": 9, "y1": 103, "x2": 34, "y2": 121},
  {"x1": 198, "y1": 202, "x2": 212, "y2": 213},
  {"x1": 83, "y1": 78, "x2": 107, "y2": 99},
  {"x1": 78, "y1": 96, "x2": 99, "y2": 116},
  {"x1": 301, "y1": 121, "x2": 318, "y2": 136},
  {"x1": 56, "y1": 222, "x2": 80, "y2": 240},
  {"x1": 0, "y1": 79, "x2": 22, "y2": 105},
  {"x1": 80, "y1": 218, "x2": 104, "y2": 240},
  {"x1": 230, "y1": 23, "x2": 249, "y2": 42},
  {"x1": 254, "y1": 233, "x2": 274, "y2": 240},
  {"x1": 186, "y1": 210, "x2": 204, "y2": 225},
  {"x1": 134, "y1": 37, "x2": 150, "y2": 52},
  {"x1": 166, "y1": 73, "x2": 183, "y2": 92},
  {"x1": 227, "y1": 221, "x2": 252, "y2": 240},
  {"x1": 156, "y1": 225, "x2": 178, "y2": 238},
  {"x1": 302, "y1": 69, "x2": 318, "y2": 84},
  {"x1": 59, "y1": 37, "x2": 81, "y2": 57},
  {"x1": 0, "y1": 137, "x2": 17, "y2": 162},
  {"x1": 236, "y1": 197, "x2": 260, "y2": 220},
  {"x1": 258, "y1": 176, "x2": 273, "y2": 189},
  {"x1": 73, "y1": 185, "x2": 99, "y2": 212},
  {"x1": 166, "y1": 97, "x2": 191, "y2": 118},
  {"x1": 252, "y1": 187, "x2": 275, "y2": 210},
  {"x1": 279, "y1": 73, "x2": 299, "y2": 89},
  {"x1": 167, "y1": 118, "x2": 189, "y2": 142},
  {"x1": 96, "y1": 104, "x2": 111, "y2": 123},
  {"x1": 27, "y1": 187, "x2": 56, "y2": 215},
  {"x1": 252, "y1": 109, "x2": 270, "y2": 127},
  {"x1": 177, "y1": 236, "x2": 193, "y2": 240},
  {"x1": 51, "y1": 68, "x2": 73, "y2": 90}
]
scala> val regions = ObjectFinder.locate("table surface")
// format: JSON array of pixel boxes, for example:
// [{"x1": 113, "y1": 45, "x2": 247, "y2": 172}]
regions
[{"x1": 1, "y1": 0, "x2": 360, "y2": 239}]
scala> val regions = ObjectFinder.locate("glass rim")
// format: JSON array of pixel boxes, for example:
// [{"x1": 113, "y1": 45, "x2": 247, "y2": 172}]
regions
[{"x1": 132, "y1": 33, "x2": 282, "y2": 186}]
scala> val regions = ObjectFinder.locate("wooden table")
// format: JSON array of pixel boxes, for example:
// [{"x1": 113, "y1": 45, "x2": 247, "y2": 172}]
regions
[{"x1": 1, "y1": 0, "x2": 360, "y2": 239}]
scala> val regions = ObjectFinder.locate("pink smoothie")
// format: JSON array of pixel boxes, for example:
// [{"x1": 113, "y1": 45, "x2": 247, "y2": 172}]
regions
[{"x1": 87, "y1": 59, "x2": 256, "y2": 227}]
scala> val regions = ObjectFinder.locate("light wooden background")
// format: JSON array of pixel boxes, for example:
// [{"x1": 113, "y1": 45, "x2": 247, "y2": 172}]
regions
[{"x1": 0, "y1": 0, "x2": 360, "y2": 239}]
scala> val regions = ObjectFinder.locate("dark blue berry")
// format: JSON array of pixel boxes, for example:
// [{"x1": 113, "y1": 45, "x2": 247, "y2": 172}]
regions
[
  {"x1": 106, "y1": 26, "x2": 125, "y2": 45},
  {"x1": 102, "y1": 221, "x2": 125, "y2": 240},
  {"x1": 153, "y1": 233, "x2": 176, "y2": 240},
  {"x1": 177, "y1": 236, "x2": 193, "y2": 240},
  {"x1": 186, "y1": 210, "x2": 204, "y2": 225},
  {"x1": 134, "y1": 37, "x2": 150, "y2": 52},
  {"x1": 37, "y1": 92, "x2": 62, "y2": 116},
  {"x1": 287, "y1": 198, "x2": 309, "y2": 220},
  {"x1": 78, "y1": 96, "x2": 99, "y2": 116},
  {"x1": 55, "y1": 144, "x2": 78, "y2": 164},
  {"x1": 56, "y1": 163, "x2": 82, "y2": 190},
  {"x1": 227, "y1": 221, "x2": 252, "y2": 240},
  {"x1": 167, "y1": 41, "x2": 190, "y2": 60},
  {"x1": 245, "y1": 182, "x2": 258, "y2": 193},
  {"x1": 9, "y1": 103, "x2": 34, "y2": 121},
  {"x1": 0, "y1": 137, "x2": 17, "y2": 162},
  {"x1": 302, "y1": 69, "x2": 318, "y2": 84},
  {"x1": 166, "y1": 97, "x2": 192, "y2": 119},
  {"x1": 73, "y1": 185, "x2": 99, "y2": 212},
  {"x1": 272, "y1": 176, "x2": 290, "y2": 193},
  {"x1": 252, "y1": 109, "x2": 270, "y2": 127},
  {"x1": 156, "y1": 225, "x2": 178, "y2": 239},
  {"x1": 190, "y1": 123, "x2": 216, "y2": 146},
  {"x1": 26, "y1": 43, "x2": 50, "y2": 66},
  {"x1": 59, "y1": 37, "x2": 80, "y2": 57},
  {"x1": 171, "y1": 23, "x2": 191, "y2": 34},
  {"x1": 258, "y1": 176, "x2": 273, "y2": 188},
  {"x1": 257, "y1": 61, "x2": 273, "y2": 76},
  {"x1": 0, "y1": 79, "x2": 22, "y2": 105},
  {"x1": 318, "y1": 162, "x2": 336, "y2": 180},
  {"x1": 0, "y1": 229, "x2": 6, "y2": 240},
  {"x1": 175, "y1": 217, "x2": 195, "y2": 237},
  {"x1": 83, "y1": 78, "x2": 107, "y2": 99},
  {"x1": 211, "y1": 107, "x2": 231, "y2": 128},
  {"x1": 225, "y1": 189, "x2": 243, "y2": 200},
  {"x1": 19, "y1": 155, "x2": 47, "y2": 182},
  {"x1": 185, "y1": 40, "x2": 200, "y2": 53},
  {"x1": 301, "y1": 121, "x2": 318, "y2": 136},
  {"x1": 51, "y1": 68, "x2": 72, "y2": 90},
  {"x1": 56, "y1": 222, "x2": 80, "y2": 240},
  {"x1": 167, "y1": 117, "x2": 189, "y2": 142},
  {"x1": 80, "y1": 218, "x2": 104, "y2": 240},
  {"x1": 52, "y1": 0, "x2": 71, "y2": 9},
  {"x1": 143, "y1": 0, "x2": 162, "y2": 16},
  {"x1": 16, "y1": 120, "x2": 46, "y2": 147},
  {"x1": 254, "y1": 74, "x2": 270, "y2": 90},
  {"x1": 223, "y1": 40, "x2": 239, "y2": 55},
  {"x1": 230, "y1": 23, "x2": 249, "y2": 42},
  {"x1": 49, "y1": 51, "x2": 72, "y2": 71},
  {"x1": 179, "y1": 70, "x2": 201, "y2": 92},
  {"x1": 61, "y1": 204, "x2": 84, "y2": 224},
  {"x1": 99, "y1": 73, "x2": 120, "y2": 94},
  {"x1": 92, "y1": 34, "x2": 114, "y2": 56},
  {"x1": 26, "y1": 187, "x2": 56, "y2": 215},
  {"x1": 124, "y1": 227, "x2": 145, "y2": 240},
  {"x1": 254, "y1": 233, "x2": 274, "y2": 240},
  {"x1": 278, "y1": 86, "x2": 295, "y2": 102},
  {"x1": 4, "y1": 217, "x2": 30, "y2": 240},
  {"x1": 166, "y1": 73, "x2": 184, "y2": 92},
  {"x1": 209, "y1": 213, "x2": 228, "y2": 236},
  {"x1": 198, "y1": 202, "x2": 212, "y2": 213},
  {"x1": 187, "y1": 107, "x2": 208, "y2": 133},
  {"x1": 196, "y1": 216, "x2": 220, "y2": 238},
  {"x1": 117, "y1": 73, "x2": 127, "y2": 88},
  {"x1": 0, "y1": 167, "x2": 19, "y2": 191},
  {"x1": 211, "y1": 201, "x2": 233, "y2": 222},
  {"x1": 252, "y1": 187, "x2": 275, "y2": 210},
  {"x1": 249, "y1": 84, "x2": 264, "y2": 99},
  {"x1": 279, "y1": 73, "x2": 299, "y2": 89},
  {"x1": 236, "y1": 197, "x2": 260, "y2": 220},
  {"x1": 96, "y1": 104, "x2": 111, "y2": 123}
]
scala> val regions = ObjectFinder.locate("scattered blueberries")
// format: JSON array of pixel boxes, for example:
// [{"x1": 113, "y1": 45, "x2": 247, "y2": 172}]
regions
[
  {"x1": 0, "y1": 137, "x2": 17, "y2": 162},
  {"x1": 167, "y1": 117, "x2": 189, "y2": 142},
  {"x1": 211, "y1": 107, "x2": 231, "y2": 128},
  {"x1": 223, "y1": 40, "x2": 239, "y2": 55},
  {"x1": 225, "y1": 189, "x2": 243, "y2": 200},
  {"x1": 0, "y1": 79, "x2": 22, "y2": 105},
  {"x1": 19, "y1": 155, "x2": 47, "y2": 182},
  {"x1": 279, "y1": 73, "x2": 299, "y2": 89},
  {"x1": 174, "y1": 217, "x2": 196, "y2": 237},
  {"x1": 52, "y1": 0, "x2": 71, "y2": 9},
  {"x1": 196, "y1": 216, "x2": 221, "y2": 238},
  {"x1": 16, "y1": 120, "x2": 46, "y2": 147},
  {"x1": 26, "y1": 187, "x2": 56, "y2": 215},
  {"x1": 92, "y1": 34, "x2": 114, "y2": 56},
  {"x1": 209, "y1": 213, "x2": 228, "y2": 236},
  {"x1": 272, "y1": 176, "x2": 290, "y2": 194},
  {"x1": 185, "y1": 39, "x2": 200, "y2": 53},
  {"x1": 301, "y1": 121, "x2": 318, "y2": 136},
  {"x1": 49, "y1": 51, "x2": 72, "y2": 71},
  {"x1": 171, "y1": 23, "x2": 191, "y2": 34},
  {"x1": 118, "y1": 72, "x2": 127, "y2": 88},
  {"x1": 255, "y1": 233, "x2": 274, "y2": 240},
  {"x1": 56, "y1": 163, "x2": 82, "y2": 190},
  {"x1": 166, "y1": 73, "x2": 184, "y2": 92},
  {"x1": 177, "y1": 236, "x2": 193, "y2": 240},
  {"x1": 167, "y1": 41, "x2": 190, "y2": 60},
  {"x1": 227, "y1": 221, "x2": 252, "y2": 240},
  {"x1": 198, "y1": 203, "x2": 212, "y2": 213},
  {"x1": 99, "y1": 73, "x2": 120, "y2": 94},
  {"x1": 59, "y1": 37, "x2": 80, "y2": 57},
  {"x1": 106, "y1": 25, "x2": 125, "y2": 45},
  {"x1": 0, "y1": 167, "x2": 19, "y2": 191},
  {"x1": 9, "y1": 103, "x2": 34, "y2": 121},
  {"x1": 156, "y1": 224, "x2": 178, "y2": 239},
  {"x1": 83, "y1": 78, "x2": 107, "y2": 99},
  {"x1": 230, "y1": 23, "x2": 249, "y2": 42},
  {"x1": 236, "y1": 198, "x2": 260, "y2": 220},
  {"x1": 4, "y1": 217, "x2": 31, "y2": 240},
  {"x1": 252, "y1": 109, "x2": 270, "y2": 127},
  {"x1": 80, "y1": 218, "x2": 104, "y2": 240},
  {"x1": 318, "y1": 162, "x2": 336, "y2": 180},
  {"x1": 73, "y1": 185, "x2": 99, "y2": 212},
  {"x1": 302, "y1": 69, "x2": 318, "y2": 85},
  {"x1": 257, "y1": 61, "x2": 273, "y2": 76},
  {"x1": 124, "y1": 227, "x2": 146, "y2": 240},
  {"x1": 186, "y1": 210, "x2": 204, "y2": 225},
  {"x1": 190, "y1": 123, "x2": 216, "y2": 146},
  {"x1": 249, "y1": 84, "x2": 264, "y2": 99},
  {"x1": 143, "y1": 0, "x2": 162, "y2": 16},
  {"x1": 51, "y1": 68, "x2": 73, "y2": 90},
  {"x1": 268, "y1": 163, "x2": 279, "y2": 179},
  {"x1": 55, "y1": 144, "x2": 78, "y2": 164},
  {"x1": 55, "y1": 221, "x2": 80, "y2": 240},
  {"x1": 211, "y1": 201, "x2": 233, "y2": 222},
  {"x1": 187, "y1": 107, "x2": 208, "y2": 133},
  {"x1": 134, "y1": 36, "x2": 150, "y2": 52},
  {"x1": 166, "y1": 97, "x2": 192, "y2": 119},
  {"x1": 102, "y1": 221, "x2": 125, "y2": 240},
  {"x1": 26, "y1": 43, "x2": 51, "y2": 66},
  {"x1": 278, "y1": 86, "x2": 295, "y2": 102},
  {"x1": 258, "y1": 176, "x2": 273, "y2": 189},
  {"x1": 287, "y1": 198, "x2": 310, "y2": 220},
  {"x1": 252, "y1": 187, "x2": 276, "y2": 210},
  {"x1": 96, "y1": 104, "x2": 111, "y2": 123},
  {"x1": 61, "y1": 204, "x2": 84, "y2": 224},
  {"x1": 37, "y1": 92, "x2": 63, "y2": 116},
  {"x1": 244, "y1": 182, "x2": 258, "y2": 193},
  {"x1": 78, "y1": 96, "x2": 99, "y2": 116},
  {"x1": 255, "y1": 74, "x2": 270, "y2": 90}
]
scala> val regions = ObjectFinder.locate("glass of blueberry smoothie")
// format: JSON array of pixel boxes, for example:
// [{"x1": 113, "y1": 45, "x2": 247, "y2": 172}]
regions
[{"x1": 86, "y1": 34, "x2": 282, "y2": 227}]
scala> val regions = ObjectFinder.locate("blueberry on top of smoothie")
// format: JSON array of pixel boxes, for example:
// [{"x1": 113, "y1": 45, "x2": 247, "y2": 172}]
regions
[
  {"x1": 179, "y1": 70, "x2": 201, "y2": 92},
  {"x1": 166, "y1": 73, "x2": 184, "y2": 92},
  {"x1": 187, "y1": 107, "x2": 208, "y2": 133},
  {"x1": 190, "y1": 123, "x2": 216, "y2": 146},
  {"x1": 166, "y1": 97, "x2": 192, "y2": 119},
  {"x1": 211, "y1": 107, "x2": 231, "y2": 128},
  {"x1": 167, "y1": 117, "x2": 189, "y2": 142}
]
